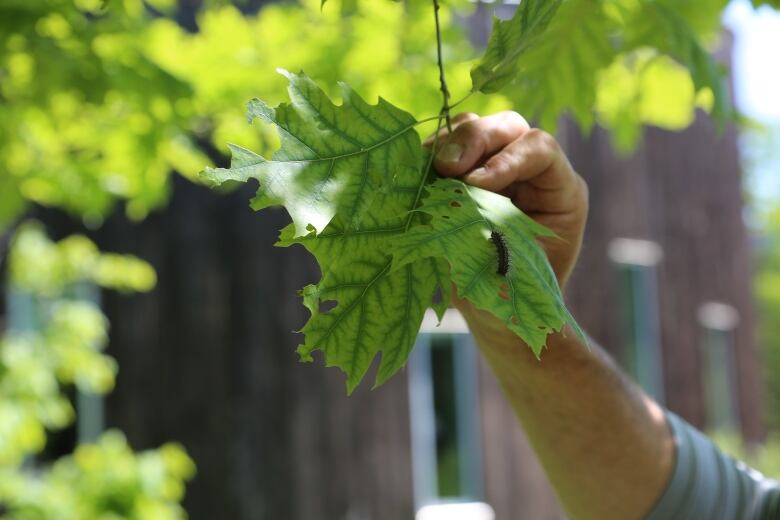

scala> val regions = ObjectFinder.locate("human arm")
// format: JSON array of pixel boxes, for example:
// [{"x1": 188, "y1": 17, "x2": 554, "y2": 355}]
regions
[{"x1": 429, "y1": 111, "x2": 674, "y2": 519}]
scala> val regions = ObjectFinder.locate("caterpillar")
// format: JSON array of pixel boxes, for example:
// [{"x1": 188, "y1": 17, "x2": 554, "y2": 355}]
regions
[{"x1": 490, "y1": 230, "x2": 510, "y2": 276}]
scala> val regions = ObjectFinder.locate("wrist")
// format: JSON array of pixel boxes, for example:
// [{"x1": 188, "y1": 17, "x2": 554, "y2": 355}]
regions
[{"x1": 458, "y1": 301, "x2": 589, "y2": 381}]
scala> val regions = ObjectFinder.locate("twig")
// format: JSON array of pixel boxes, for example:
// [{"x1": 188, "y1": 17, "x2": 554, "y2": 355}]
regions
[
  {"x1": 432, "y1": 0, "x2": 452, "y2": 133},
  {"x1": 448, "y1": 91, "x2": 474, "y2": 111}
]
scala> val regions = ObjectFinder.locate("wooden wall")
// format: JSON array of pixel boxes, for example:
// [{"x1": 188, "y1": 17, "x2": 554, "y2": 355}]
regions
[{"x1": 562, "y1": 112, "x2": 764, "y2": 441}]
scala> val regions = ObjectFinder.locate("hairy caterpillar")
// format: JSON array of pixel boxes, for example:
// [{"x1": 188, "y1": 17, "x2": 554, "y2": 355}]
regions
[{"x1": 490, "y1": 230, "x2": 510, "y2": 276}]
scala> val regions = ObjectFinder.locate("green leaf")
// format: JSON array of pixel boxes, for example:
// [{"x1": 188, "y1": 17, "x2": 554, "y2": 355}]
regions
[
  {"x1": 207, "y1": 72, "x2": 452, "y2": 391},
  {"x1": 391, "y1": 178, "x2": 582, "y2": 356},
  {"x1": 471, "y1": 0, "x2": 731, "y2": 134},
  {"x1": 480, "y1": 0, "x2": 615, "y2": 131},
  {"x1": 201, "y1": 69, "x2": 422, "y2": 237},
  {"x1": 208, "y1": 73, "x2": 581, "y2": 391},
  {"x1": 470, "y1": 0, "x2": 563, "y2": 94},
  {"x1": 597, "y1": 52, "x2": 701, "y2": 151},
  {"x1": 622, "y1": 2, "x2": 732, "y2": 124},
  {"x1": 278, "y1": 160, "x2": 451, "y2": 392}
]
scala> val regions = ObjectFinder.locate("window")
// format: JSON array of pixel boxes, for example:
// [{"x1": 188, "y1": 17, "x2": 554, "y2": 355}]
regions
[
  {"x1": 408, "y1": 309, "x2": 494, "y2": 520},
  {"x1": 698, "y1": 302, "x2": 740, "y2": 433},
  {"x1": 609, "y1": 238, "x2": 665, "y2": 403}
]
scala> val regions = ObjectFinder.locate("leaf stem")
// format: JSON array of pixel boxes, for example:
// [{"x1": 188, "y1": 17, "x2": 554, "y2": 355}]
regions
[
  {"x1": 448, "y1": 91, "x2": 474, "y2": 111},
  {"x1": 432, "y1": 0, "x2": 452, "y2": 133},
  {"x1": 415, "y1": 113, "x2": 448, "y2": 126},
  {"x1": 406, "y1": 110, "x2": 444, "y2": 233}
]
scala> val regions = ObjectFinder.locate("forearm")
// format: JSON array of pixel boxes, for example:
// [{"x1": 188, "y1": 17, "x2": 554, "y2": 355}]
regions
[{"x1": 464, "y1": 310, "x2": 674, "y2": 519}]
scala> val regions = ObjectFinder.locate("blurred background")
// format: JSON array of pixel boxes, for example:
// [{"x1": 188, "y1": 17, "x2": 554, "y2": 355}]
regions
[{"x1": 0, "y1": 0, "x2": 779, "y2": 518}]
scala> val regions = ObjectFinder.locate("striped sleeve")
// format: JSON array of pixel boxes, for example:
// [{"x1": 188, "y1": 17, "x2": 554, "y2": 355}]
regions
[{"x1": 645, "y1": 412, "x2": 780, "y2": 520}]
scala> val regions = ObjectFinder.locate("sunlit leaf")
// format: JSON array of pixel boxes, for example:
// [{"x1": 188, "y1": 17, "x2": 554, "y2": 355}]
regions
[
  {"x1": 202, "y1": 70, "x2": 422, "y2": 237},
  {"x1": 208, "y1": 73, "x2": 578, "y2": 390},
  {"x1": 470, "y1": 0, "x2": 563, "y2": 94}
]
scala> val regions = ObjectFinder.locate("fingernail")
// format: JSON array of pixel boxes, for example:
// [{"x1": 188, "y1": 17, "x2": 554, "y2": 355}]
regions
[
  {"x1": 465, "y1": 166, "x2": 489, "y2": 183},
  {"x1": 437, "y1": 143, "x2": 463, "y2": 163}
]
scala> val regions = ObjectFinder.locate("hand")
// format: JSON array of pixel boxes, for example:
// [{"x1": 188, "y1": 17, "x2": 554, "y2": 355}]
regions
[
  {"x1": 426, "y1": 112, "x2": 588, "y2": 352},
  {"x1": 427, "y1": 111, "x2": 588, "y2": 290}
]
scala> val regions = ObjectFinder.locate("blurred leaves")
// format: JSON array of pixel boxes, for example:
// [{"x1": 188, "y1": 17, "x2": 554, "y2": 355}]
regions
[
  {"x1": 0, "y1": 0, "x2": 507, "y2": 232},
  {"x1": 712, "y1": 431, "x2": 780, "y2": 479},
  {"x1": 754, "y1": 204, "x2": 780, "y2": 432},
  {"x1": 470, "y1": 0, "x2": 733, "y2": 147},
  {"x1": 0, "y1": 0, "x2": 743, "y2": 230},
  {"x1": 0, "y1": 223, "x2": 156, "y2": 465},
  {"x1": 10, "y1": 222, "x2": 156, "y2": 295},
  {"x1": 0, "y1": 0, "x2": 206, "y2": 228},
  {"x1": 0, "y1": 224, "x2": 193, "y2": 519},
  {"x1": 0, "y1": 431, "x2": 195, "y2": 520},
  {"x1": 144, "y1": 0, "x2": 506, "y2": 156}
]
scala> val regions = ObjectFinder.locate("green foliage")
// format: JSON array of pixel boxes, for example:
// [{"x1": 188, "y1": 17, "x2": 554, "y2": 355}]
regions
[
  {"x1": 208, "y1": 72, "x2": 451, "y2": 391},
  {"x1": 0, "y1": 431, "x2": 194, "y2": 520},
  {"x1": 0, "y1": 0, "x2": 206, "y2": 228},
  {"x1": 470, "y1": 0, "x2": 563, "y2": 94},
  {"x1": 597, "y1": 52, "x2": 707, "y2": 151},
  {"x1": 206, "y1": 70, "x2": 578, "y2": 391},
  {"x1": 204, "y1": 70, "x2": 424, "y2": 238},
  {"x1": 755, "y1": 207, "x2": 780, "y2": 430},
  {"x1": 204, "y1": 0, "x2": 741, "y2": 390},
  {"x1": 392, "y1": 178, "x2": 582, "y2": 356},
  {"x1": 146, "y1": 0, "x2": 503, "y2": 158},
  {"x1": 471, "y1": 0, "x2": 732, "y2": 139},
  {"x1": 1, "y1": 0, "x2": 742, "y2": 231},
  {"x1": 743, "y1": 120, "x2": 780, "y2": 432},
  {"x1": 9, "y1": 224, "x2": 156, "y2": 296},
  {"x1": 711, "y1": 431, "x2": 780, "y2": 479},
  {"x1": 0, "y1": 223, "x2": 194, "y2": 518}
]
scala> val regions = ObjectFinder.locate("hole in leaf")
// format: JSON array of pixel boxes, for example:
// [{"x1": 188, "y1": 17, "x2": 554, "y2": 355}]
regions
[
  {"x1": 511, "y1": 316, "x2": 520, "y2": 325},
  {"x1": 454, "y1": 188, "x2": 463, "y2": 194},
  {"x1": 319, "y1": 300, "x2": 337, "y2": 313},
  {"x1": 442, "y1": 215, "x2": 450, "y2": 220},
  {"x1": 538, "y1": 325, "x2": 548, "y2": 331},
  {"x1": 450, "y1": 201, "x2": 461, "y2": 208}
]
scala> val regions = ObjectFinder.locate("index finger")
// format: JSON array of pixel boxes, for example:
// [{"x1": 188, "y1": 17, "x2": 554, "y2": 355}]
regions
[{"x1": 432, "y1": 111, "x2": 531, "y2": 178}]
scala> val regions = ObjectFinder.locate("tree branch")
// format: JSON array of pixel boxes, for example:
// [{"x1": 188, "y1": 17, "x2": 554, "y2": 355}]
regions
[{"x1": 433, "y1": 0, "x2": 452, "y2": 133}]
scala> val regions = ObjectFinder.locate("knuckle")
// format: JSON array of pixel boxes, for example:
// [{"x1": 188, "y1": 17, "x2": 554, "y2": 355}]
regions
[
  {"x1": 455, "y1": 119, "x2": 490, "y2": 150},
  {"x1": 453, "y1": 112, "x2": 479, "y2": 123},
  {"x1": 453, "y1": 118, "x2": 481, "y2": 140},
  {"x1": 499, "y1": 110, "x2": 530, "y2": 130},
  {"x1": 527, "y1": 128, "x2": 559, "y2": 152}
]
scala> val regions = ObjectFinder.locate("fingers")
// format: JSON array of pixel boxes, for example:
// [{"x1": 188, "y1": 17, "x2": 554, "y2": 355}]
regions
[
  {"x1": 462, "y1": 129, "x2": 573, "y2": 193},
  {"x1": 423, "y1": 112, "x2": 479, "y2": 147},
  {"x1": 433, "y1": 111, "x2": 530, "y2": 177}
]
